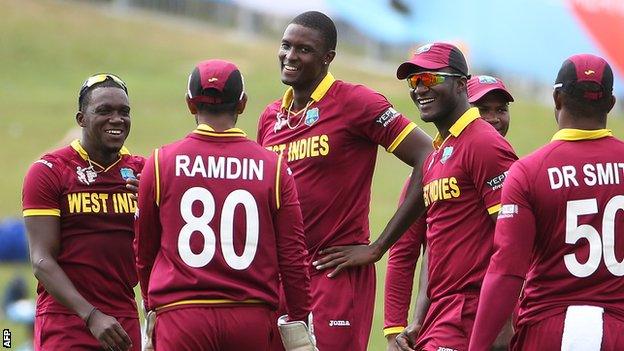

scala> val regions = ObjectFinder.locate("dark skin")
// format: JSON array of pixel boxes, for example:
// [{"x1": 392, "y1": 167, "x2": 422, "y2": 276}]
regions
[
  {"x1": 26, "y1": 86, "x2": 133, "y2": 351},
  {"x1": 396, "y1": 70, "x2": 505, "y2": 351},
  {"x1": 474, "y1": 91, "x2": 511, "y2": 137},
  {"x1": 280, "y1": 24, "x2": 432, "y2": 278}
]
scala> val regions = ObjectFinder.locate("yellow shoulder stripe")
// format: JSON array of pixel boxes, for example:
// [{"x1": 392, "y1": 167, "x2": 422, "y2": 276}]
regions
[
  {"x1": 487, "y1": 203, "x2": 502, "y2": 215},
  {"x1": 154, "y1": 148, "x2": 160, "y2": 206},
  {"x1": 23, "y1": 209, "x2": 61, "y2": 217},
  {"x1": 387, "y1": 122, "x2": 417, "y2": 153},
  {"x1": 275, "y1": 153, "x2": 283, "y2": 210}
]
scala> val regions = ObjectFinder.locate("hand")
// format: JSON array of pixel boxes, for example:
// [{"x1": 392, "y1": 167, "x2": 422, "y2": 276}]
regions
[
  {"x1": 126, "y1": 173, "x2": 140, "y2": 201},
  {"x1": 395, "y1": 323, "x2": 422, "y2": 351},
  {"x1": 491, "y1": 318, "x2": 513, "y2": 351},
  {"x1": 386, "y1": 334, "x2": 400, "y2": 351},
  {"x1": 87, "y1": 310, "x2": 133, "y2": 351},
  {"x1": 312, "y1": 244, "x2": 382, "y2": 278}
]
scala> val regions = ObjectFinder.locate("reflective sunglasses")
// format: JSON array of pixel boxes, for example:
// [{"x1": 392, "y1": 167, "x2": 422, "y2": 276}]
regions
[
  {"x1": 407, "y1": 71, "x2": 464, "y2": 89},
  {"x1": 79, "y1": 73, "x2": 128, "y2": 98}
]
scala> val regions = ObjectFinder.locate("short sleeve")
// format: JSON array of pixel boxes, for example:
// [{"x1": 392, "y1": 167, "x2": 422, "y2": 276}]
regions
[
  {"x1": 488, "y1": 161, "x2": 536, "y2": 278},
  {"x1": 22, "y1": 157, "x2": 63, "y2": 217},
  {"x1": 347, "y1": 85, "x2": 416, "y2": 152},
  {"x1": 257, "y1": 105, "x2": 274, "y2": 145},
  {"x1": 466, "y1": 134, "x2": 518, "y2": 214}
]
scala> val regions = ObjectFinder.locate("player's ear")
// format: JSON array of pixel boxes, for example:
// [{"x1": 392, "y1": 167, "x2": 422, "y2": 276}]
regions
[
  {"x1": 323, "y1": 50, "x2": 336, "y2": 67},
  {"x1": 76, "y1": 111, "x2": 86, "y2": 127},
  {"x1": 456, "y1": 76, "x2": 468, "y2": 95},
  {"x1": 606, "y1": 94, "x2": 616, "y2": 114},
  {"x1": 236, "y1": 93, "x2": 247, "y2": 115},
  {"x1": 186, "y1": 94, "x2": 198, "y2": 115},
  {"x1": 553, "y1": 89, "x2": 562, "y2": 111}
]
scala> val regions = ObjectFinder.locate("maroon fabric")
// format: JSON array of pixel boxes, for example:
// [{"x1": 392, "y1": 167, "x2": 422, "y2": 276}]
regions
[
  {"x1": 310, "y1": 264, "x2": 376, "y2": 351},
  {"x1": 22, "y1": 145, "x2": 144, "y2": 318},
  {"x1": 135, "y1": 127, "x2": 311, "y2": 321},
  {"x1": 154, "y1": 306, "x2": 276, "y2": 351},
  {"x1": 415, "y1": 293, "x2": 479, "y2": 351},
  {"x1": 34, "y1": 313, "x2": 140, "y2": 351},
  {"x1": 396, "y1": 42, "x2": 468, "y2": 79},
  {"x1": 187, "y1": 59, "x2": 243, "y2": 104}
]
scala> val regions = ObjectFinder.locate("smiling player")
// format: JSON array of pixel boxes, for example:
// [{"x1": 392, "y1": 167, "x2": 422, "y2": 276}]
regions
[{"x1": 22, "y1": 74, "x2": 144, "y2": 351}]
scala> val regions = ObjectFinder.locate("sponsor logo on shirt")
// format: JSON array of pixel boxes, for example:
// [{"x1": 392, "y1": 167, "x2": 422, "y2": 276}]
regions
[
  {"x1": 375, "y1": 107, "x2": 399, "y2": 127},
  {"x1": 120, "y1": 167, "x2": 136, "y2": 180},
  {"x1": 498, "y1": 204, "x2": 518, "y2": 219},
  {"x1": 76, "y1": 166, "x2": 98, "y2": 185},
  {"x1": 305, "y1": 107, "x2": 320, "y2": 126},
  {"x1": 35, "y1": 159, "x2": 53, "y2": 168},
  {"x1": 486, "y1": 171, "x2": 509, "y2": 191},
  {"x1": 328, "y1": 320, "x2": 351, "y2": 327},
  {"x1": 440, "y1": 146, "x2": 454, "y2": 164}
]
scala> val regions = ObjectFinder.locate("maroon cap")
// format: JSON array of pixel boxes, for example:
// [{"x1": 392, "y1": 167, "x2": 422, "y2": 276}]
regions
[
  {"x1": 467, "y1": 75, "x2": 514, "y2": 103},
  {"x1": 396, "y1": 43, "x2": 469, "y2": 79},
  {"x1": 554, "y1": 54, "x2": 613, "y2": 101},
  {"x1": 187, "y1": 59, "x2": 244, "y2": 104}
]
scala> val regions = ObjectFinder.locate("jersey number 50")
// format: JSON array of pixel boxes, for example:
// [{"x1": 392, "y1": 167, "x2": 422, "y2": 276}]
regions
[
  {"x1": 178, "y1": 187, "x2": 259, "y2": 270},
  {"x1": 565, "y1": 196, "x2": 624, "y2": 277}
]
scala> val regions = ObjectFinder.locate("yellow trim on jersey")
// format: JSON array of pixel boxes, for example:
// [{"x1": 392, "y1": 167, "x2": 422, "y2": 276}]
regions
[
  {"x1": 387, "y1": 122, "x2": 417, "y2": 153},
  {"x1": 70, "y1": 139, "x2": 129, "y2": 172},
  {"x1": 193, "y1": 124, "x2": 247, "y2": 138},
  {"x1": 23, "y1": 209, "x2": 61, "y2": 217},
  {"x1": 432, "y1": 107, "x2": 480, "y2": 149},
  {"x1": 156, "y1": 299, "x2": 265, "y2": 311},
  {"x1": 487, "y1": 203, "x2": 502, "y2": 215},
  {"x1": 280, "y1": 72, "x2": 336, "y2": 110},
  {"x1": 551, "y1": 128, "x2": 612, "y2": 141},
  {"x1": 275, "y1": 153, "x2": 283, "y2": 210},
  {"x1": 383, "y1": 326, "x2": 405, "y2": 337},
  {"x1": 154, "y1": 148, "x2": 160, "y2": 206}
]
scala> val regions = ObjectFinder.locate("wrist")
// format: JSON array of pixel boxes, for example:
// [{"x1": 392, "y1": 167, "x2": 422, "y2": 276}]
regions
[
  {"x1": 370, "y1": 242, "x2": 384, "y2": 261},
  {"x1": 83, "y1": 306, "x2": 98, "y2": 326}
]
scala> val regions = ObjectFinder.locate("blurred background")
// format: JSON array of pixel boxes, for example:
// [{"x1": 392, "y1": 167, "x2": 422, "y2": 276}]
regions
[{"x1": 1, "y1": 0, "x2": 623, "y2": 349}]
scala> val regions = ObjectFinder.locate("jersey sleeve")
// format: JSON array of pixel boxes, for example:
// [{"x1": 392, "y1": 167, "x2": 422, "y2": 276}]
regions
[
  {"x1": 22, "y1": 157, "x2": 63, "y2": 217},
  {"x1": 487, "y1": 161, "x2": 536, "y2": 278},
  {"x1": 383, "y1": 177, "x2": 426, "y2": 335},
  {"x1": 274, "y1": 156, "x2": 312, "y2": 322},
  {"x1": 256, "y1": 105, "x2": 273, "y2": 145},
  {"x1": 134, "y1": 149, "x2": 162, "y2": 310},
  {"x1": 348, "y1": 86, "x2": 417, "y2": 153},
  {"x1": 466, "y1": 134, "x2": 518, "y2": 215}
]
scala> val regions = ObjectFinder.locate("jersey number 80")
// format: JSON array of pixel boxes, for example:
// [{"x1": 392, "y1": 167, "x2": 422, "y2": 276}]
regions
[{"x1": 178, "y1": 187, "x2": 259, "y2": 270}]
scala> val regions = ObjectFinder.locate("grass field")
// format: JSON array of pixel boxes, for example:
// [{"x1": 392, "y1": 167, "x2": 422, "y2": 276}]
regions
[{"x1": 1, "y1": 0, "x2": 623, "y2": 349}]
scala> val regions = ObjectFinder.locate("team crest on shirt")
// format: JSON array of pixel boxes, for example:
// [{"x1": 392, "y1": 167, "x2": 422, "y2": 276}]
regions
[
  {"x1": 305, "y1": 108, "x2": 320, "y2": 126},
  {"x1": 440, "y1": 146, "x2": 454, "y2": 164},
  {"x1": 120, "y1": 167, "x2": 136, "y2": 180},
  {"x1": 76, "y1": 166, "x2": 97, "y2": 185}
]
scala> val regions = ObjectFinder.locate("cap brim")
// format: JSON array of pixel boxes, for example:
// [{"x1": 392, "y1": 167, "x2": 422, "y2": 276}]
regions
[
  {"x1": 396, "y1": 60, "x2": 448, "y2": 80},
  {"x1": 468, "y1": 88, "x2": 514, "y2": 103}
]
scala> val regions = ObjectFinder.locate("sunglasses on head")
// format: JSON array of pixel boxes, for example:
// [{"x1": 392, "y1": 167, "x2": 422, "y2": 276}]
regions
[
  {"x1": 406, "y1": 71, "x2": 464, "y2": 89},
  {"x1": 79, "y1": 74, "x2": 128, "y2": 98}
]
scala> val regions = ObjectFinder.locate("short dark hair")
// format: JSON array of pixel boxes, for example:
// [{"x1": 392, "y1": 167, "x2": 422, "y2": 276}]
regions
[
  {"x1": 290, "y1": 11, "x2": 337, "y2": 51},
  {"x1": 78, "y1": 79, "x2": 126, "y2": 111},
  {"x1": 195, "y1": 101, "x2": 238, "y2": 114},
  {"x1": 560, "y1": 82, "x2": 613, "y2": 117}
]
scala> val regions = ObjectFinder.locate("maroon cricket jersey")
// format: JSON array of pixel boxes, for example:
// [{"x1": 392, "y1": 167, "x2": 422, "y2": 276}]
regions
[
  {"x1": 422, "y1": 108, "x2": 517, "y2": 301},
  {"x1": 257, "y1": 73, "x2": 417, "y2": 265},
  {"x1": 22, "y1": 140, "x2": 144, "y2": 317},
  {"x1": 135, "y1": 125, "x2": 310, "y2": 320},
  {"x1": 488, "y1": 129, "x2": 624, "y2": 326}
]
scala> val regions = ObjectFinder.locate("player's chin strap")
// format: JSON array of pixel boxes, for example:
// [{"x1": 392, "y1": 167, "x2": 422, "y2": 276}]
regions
[
  {"x1": 277, "y1": 313, "x2": 318, "y2": 351},
  {"x1": 142, "y1": 310, "x2": 156, "y2": 351}
]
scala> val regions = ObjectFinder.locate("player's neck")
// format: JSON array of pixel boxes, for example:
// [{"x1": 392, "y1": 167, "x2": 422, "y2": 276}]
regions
[
  {"x1": 196, "y1": 114, "x2": 237, "y2": 132},
  {"x1": 79, "y1": 139, "x2": 119, "y2": 167},
  {"x1": 557, "y1": 110, "x2": 607, "y2": 131},
  {"x1": 435, "y1": 101, "x2": 472, "y2": 139},
  {"x1": 291, "y1": 71, "x2": 327, "y2": 110}
]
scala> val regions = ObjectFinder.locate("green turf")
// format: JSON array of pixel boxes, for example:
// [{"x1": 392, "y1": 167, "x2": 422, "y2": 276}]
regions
[{"x1": 1, "y1": 0, "x2": 623, "y2": 349}]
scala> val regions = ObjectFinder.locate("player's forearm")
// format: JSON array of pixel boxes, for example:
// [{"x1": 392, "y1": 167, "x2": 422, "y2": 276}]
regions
[
  {"x1": 469, "y1": 273, "x2": 523, "y2": 351},
  {"x1": 32, "y1": 256, "x2": 95, "y2": 319}
]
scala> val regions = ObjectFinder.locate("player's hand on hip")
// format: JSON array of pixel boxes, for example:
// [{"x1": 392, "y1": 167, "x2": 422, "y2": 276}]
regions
[
  {"x1": 386, "y1": 333, "x2": 401, "y2": 351},
  {"x1": 395, "y1": 323, "x2": 422, "y2": 351},
  {"x1": 126, "y1": 173, "x2": 140, "y2": 201},
  {"x1": 87, "y1": 309, "x2": 133, "y2": 351},
  {"x1": 313, "y1": 244, "x2": 382, "y2": 278}
]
